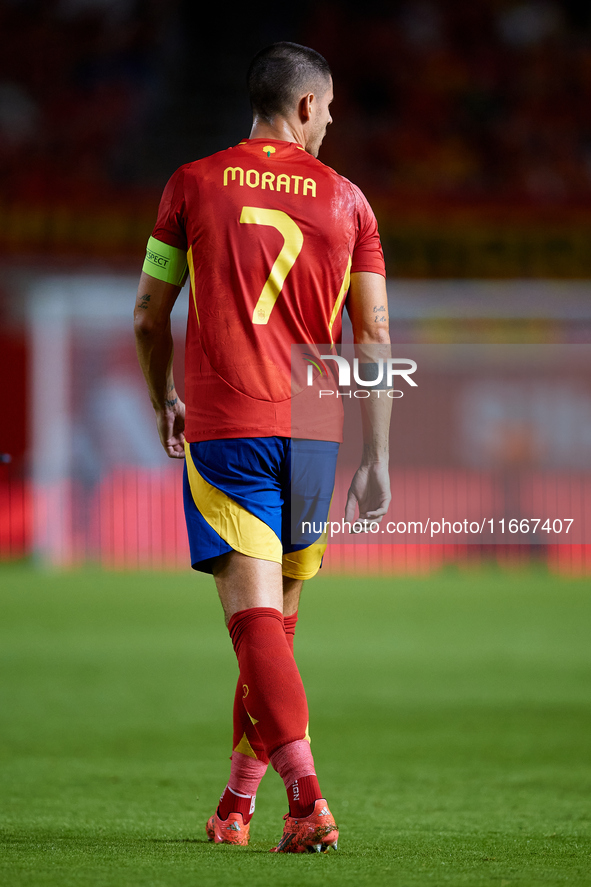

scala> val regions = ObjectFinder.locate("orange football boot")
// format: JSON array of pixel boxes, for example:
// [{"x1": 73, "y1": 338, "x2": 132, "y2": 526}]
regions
[
  {"x1": 270, "y1": 799, "x2": 338, "y2": 853},
  {"x1": 206, "y1": 810, "x2": 250, "y2": 846}
]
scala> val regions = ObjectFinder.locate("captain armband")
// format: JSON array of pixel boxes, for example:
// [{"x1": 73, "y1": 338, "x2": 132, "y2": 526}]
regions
[{"x1": 143, "y1": 236, "x2": 188, "y2": 286}]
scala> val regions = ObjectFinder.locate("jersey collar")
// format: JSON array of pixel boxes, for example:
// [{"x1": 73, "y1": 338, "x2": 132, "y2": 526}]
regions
[{"x1": 237, "y1": 138, "x2": 306, "y2": 152}]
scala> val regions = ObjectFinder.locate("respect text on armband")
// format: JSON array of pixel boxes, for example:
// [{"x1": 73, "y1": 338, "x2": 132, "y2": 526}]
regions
[{"x1": 145, "y1": 248, "x2": 170, "y2": 269}]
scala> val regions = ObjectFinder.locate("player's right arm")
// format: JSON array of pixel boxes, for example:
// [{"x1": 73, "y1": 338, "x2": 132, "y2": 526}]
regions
[
  {"x1": 134, "y1": 270, "x2": 185, "y2": 459},
  {"x1": 344, "y1": 270, "x2": 392, "y2": 525}
]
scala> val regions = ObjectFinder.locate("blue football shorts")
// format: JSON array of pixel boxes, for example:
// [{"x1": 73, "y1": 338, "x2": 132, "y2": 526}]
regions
[{"x1": 183, "y1": 437, "x2": 339, "y2": 579}]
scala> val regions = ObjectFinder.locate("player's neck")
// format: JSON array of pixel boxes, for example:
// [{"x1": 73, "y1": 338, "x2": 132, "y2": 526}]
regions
[{"x1": 249, "y1": 116, "x2": 306, "y2": 150}]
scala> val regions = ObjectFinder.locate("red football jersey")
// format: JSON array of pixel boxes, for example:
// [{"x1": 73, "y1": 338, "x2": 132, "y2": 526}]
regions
[{"x1": 151, "y1": 137, "x2": 385, "y2": 442}]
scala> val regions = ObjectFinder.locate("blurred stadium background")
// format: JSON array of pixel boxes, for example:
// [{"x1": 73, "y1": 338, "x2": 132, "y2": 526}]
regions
[{"x1": 2, "y1": 0, "x2": 591, "y2": 575}]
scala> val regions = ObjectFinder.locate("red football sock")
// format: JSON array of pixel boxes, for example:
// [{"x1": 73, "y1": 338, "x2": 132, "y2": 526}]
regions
[
  {"x1": 232, "y1": 674, "x2": 269, "y2": 764},
  {"x1": 231, "y1": 611, "x2": 299, "y2": 765},
  {"x1": 283, "y1": 610, "x2": 298, "y2": 653},
  {"x1": 279, "y1": 611, "x2": 320, "y2": 815},
  {"x1": 227, "y1": 607, "x2": 309, "y2": 757},
  {"x1": 217, "y1": 751, "x2": 267, "y2": 824},
  {"x1": 270, "y1": 739, "x2": 322, "y2": 818}
]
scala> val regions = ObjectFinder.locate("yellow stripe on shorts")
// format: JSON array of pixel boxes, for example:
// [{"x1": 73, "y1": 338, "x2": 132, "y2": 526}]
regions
[
  {"x1": 281, "y1": 525, "x2": 328, "y2": 581},
  {"x1": 184, "y1": 441, "x2": 282, "y2": 564}
]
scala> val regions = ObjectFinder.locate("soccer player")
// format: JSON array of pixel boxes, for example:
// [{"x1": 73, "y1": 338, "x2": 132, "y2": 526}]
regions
[{"x1": 134, "y1": 42, "x2": 391, "y2": 853}]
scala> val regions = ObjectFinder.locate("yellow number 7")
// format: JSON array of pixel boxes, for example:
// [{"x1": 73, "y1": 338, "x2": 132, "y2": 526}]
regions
[{"x1": 240, "y1": 207, "x2": 304, "y2": 324}]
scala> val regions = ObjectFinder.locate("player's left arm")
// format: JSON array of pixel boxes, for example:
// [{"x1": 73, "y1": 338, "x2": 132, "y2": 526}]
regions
[
  {"x1": 344, "y1": 270, "x2": 392, "y2": 524},
  {"x1": 134, "y1": 271, "x2": 185, "y2": 459}
]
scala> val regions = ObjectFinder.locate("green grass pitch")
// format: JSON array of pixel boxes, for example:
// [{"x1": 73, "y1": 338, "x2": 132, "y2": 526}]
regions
[{"x1": 0, "y1": 561, "x2": 590, "y2": 886}]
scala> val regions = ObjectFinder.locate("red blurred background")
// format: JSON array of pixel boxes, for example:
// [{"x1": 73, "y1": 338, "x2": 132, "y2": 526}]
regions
[{"x1": 2, "y1": 0, "x2": 591, "y2": 572}]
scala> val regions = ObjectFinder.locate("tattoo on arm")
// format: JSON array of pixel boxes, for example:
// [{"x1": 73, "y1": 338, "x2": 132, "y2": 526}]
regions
[
  {"x1": 373, "y1": 305, "x2": 386, "y2": 312},
  {"x1": 164, "y1": 383, "x2": 178, "y2": 406},
  {"x1": 138, "y1": 294, "x2": 152, "y2": 309},
  {"x1": 374, "y1": 315, "x2": 387, "y2": 323}
]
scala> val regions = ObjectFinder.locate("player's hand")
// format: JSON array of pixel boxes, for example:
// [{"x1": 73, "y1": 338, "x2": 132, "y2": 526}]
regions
[
  {"x1": 345, "y1": 461, "x2": 391, "y2": 531},
  {"x1": 155, "y1": 399, "x2": 186, "y2": 459}
]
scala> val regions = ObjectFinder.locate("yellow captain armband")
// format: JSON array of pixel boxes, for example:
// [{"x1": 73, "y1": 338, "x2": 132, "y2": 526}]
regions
[{"x1": 143, "y1": 236, "x2": 188, "y2": 286}]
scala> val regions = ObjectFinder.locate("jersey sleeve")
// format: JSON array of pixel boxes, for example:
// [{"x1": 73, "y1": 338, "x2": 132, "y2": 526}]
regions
[
  {"x1": 151, "y1": 165, "x2": 189, "y2": 251},
  {"x1": 350, "y1": 183, "x2": 386, "y2": 277}
]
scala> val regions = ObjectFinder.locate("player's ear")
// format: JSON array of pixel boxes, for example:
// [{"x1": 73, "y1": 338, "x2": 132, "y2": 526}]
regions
[{"x1": 298, "y1": 92, "x2": 314, "y2": 123}]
